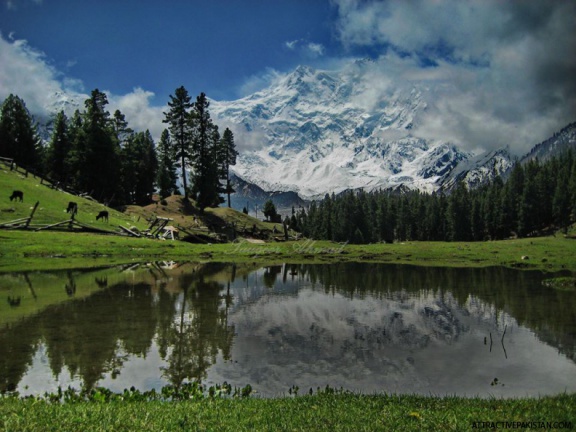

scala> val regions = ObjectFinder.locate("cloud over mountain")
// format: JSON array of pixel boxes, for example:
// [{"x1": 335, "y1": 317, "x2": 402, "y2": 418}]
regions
[{"x1": 331, "y1": 0, "x2": 576, "y2": 154}]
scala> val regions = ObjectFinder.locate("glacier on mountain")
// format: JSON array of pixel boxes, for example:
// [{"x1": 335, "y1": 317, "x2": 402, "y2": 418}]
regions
[{"x1": 211, "y1": 61, "x2": 479, "y2": 199}]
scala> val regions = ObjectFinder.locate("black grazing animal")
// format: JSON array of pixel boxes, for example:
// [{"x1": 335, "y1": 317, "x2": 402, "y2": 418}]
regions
[
  {"x1": 96, "y1": 210, "x2": 109, "y2": 222},
  {"x1": 7, "y1": 296, "x2": 21, "y2": 307},
  {"x1": 66, "y1": 201, "x2": 78, "y2": 214},
  {"x1": 9, "y1": 190, "x2": 23, "y2": 202}
]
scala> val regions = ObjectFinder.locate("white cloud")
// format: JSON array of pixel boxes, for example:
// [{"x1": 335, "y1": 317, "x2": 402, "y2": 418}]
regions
[
  {"x1": 307, "y1": 42, "x2": 325, "y2": 58},
  {"x1": 284, "y1": 38, "x2": 326, "y2": 59},
  {"x1": 0, "y1": 34, "x2": 74, "y2": 115},
  {"x1": 331, "y1": 0, "x2": 576, "y2": 155},
  {"x1": 236, "y1": 67, "x2": 283, "y2": 98},
  {"x1": 0, "y1": 33, "x2": 166, "y2": 141},
  {"x1": 5, "y1": 0, "x2": 42, "y2": 10},
  {"x1": 107, "y1": 88, "x2": 165, "y2": 141},
  {"x1": 285, "y1": 40, "x2": 299, "y2": 50}
]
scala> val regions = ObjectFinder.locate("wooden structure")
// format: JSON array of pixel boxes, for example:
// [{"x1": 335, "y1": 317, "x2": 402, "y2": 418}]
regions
[
  {"x1": 0, "y1": 201, "x2": 39, "y2": 229},
  {"x1": 34, "y1": 206, "x2": 118, "y2": 234},
  {"x1": 146, "y1": 216, "x2": 173, "y2": 237}
]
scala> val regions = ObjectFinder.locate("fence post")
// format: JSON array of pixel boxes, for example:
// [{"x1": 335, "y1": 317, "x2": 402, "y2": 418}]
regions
[{"x1": 24, "y1": 201, "x2": 39, "y2": 229}]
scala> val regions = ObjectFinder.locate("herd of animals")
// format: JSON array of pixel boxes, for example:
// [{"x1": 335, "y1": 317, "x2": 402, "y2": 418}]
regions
[{"x1": 8, "y1": 189, "x2": 109, "y2": 222}]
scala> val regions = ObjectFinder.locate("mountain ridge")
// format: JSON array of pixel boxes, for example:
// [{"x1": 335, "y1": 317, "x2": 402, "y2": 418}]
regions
[{"x1": 212, "y1": 61, "x2": 470, "y2": 199}]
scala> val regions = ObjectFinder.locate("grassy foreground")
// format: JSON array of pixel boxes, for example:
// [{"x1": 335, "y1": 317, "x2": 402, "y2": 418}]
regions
[{"x1": 1, "y1": 391, "x2": 575, "y2": 432}]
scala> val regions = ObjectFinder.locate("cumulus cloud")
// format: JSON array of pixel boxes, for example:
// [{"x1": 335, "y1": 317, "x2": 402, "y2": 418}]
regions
[
  {"x1": 0, "y1": 34, "x2": 71, "y2": 115},
  {"x1": 0, "y1": 33, "x2": 166, "y2": 141},
  {"x1": 331, "y1": 0, "x2": 576, "y2": 154},
  {"x1": 107, "y1": 88, "x2": 165, "y2": 140}
]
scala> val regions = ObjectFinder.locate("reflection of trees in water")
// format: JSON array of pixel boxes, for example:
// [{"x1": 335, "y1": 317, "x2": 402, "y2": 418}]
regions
[
  {"x1": 295, "y1": 263, "x2": 576, "y2": 363},
  {"x1": 2, "y1": 262, "x2": 575, "y2": 394},
  {"x1": 39, "y1": 281, "x2": 158, "y2": 390},
  {"x1": 0, "y1": 263, "x2": 236, "y2": 393},
  {"x1": 160, "y1": 269, "x2": 235, "y2": 388},
  {"x1": 0, "y1": 320, "x2": 39, "y2": 392}
]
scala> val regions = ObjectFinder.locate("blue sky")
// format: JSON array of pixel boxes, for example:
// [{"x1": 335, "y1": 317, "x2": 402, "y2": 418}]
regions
[
  {"x1": 1, "y1": 0, "x2": 341, "y2": 101},
  {"x1": 1, "y1": 0, "x2": 575, "y2": 154}
]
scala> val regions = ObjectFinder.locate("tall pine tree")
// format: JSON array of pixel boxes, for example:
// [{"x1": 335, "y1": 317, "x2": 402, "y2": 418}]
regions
[
  {"x1": 156, "y1": 128, "x2": 179, "y2": 197},
  {"x1": 218, "y1": 127, "x2": 238, "y2": 207},
  {"x1": 163, "y1": 86, "x2": 193, "y2": 199},
  {"x1": 190, "y1": 92, "x2": 222, "y2": 210},
  {"x1": 81, "y1": 89, "x2": 121, "y2": 204},
  {"x1": 121, "y1": 130, "x2": 157, "y2": 205},
  {"x1": 0, "y1": 94, "x2": 42, "y2": 170},
  {"x1": 46, "y1": 110, "x2": 71, "y2": 184}
]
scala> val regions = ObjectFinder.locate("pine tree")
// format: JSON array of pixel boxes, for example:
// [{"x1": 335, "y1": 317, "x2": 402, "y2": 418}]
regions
[
  {"x1": 112, "y1": 110, "x2": 133, "y2": 147},
  {"x1": 263, "y1": 199, "x2": 278, "y2": 221},
  {"x1": 447, "y1": 182, "x2": 471, "y2": 241},
  {"x1": 121, "y1": 131, "x2": 158, "y2": 205},
  {"x1": 552, "y1": 162, "x2": 572, "y2": 233},
  {"x1": 0, "y1": 94, "x2": 42, "y2": 170},
  {"x1": 46, "y1": 110, "x2": 71, "y2": 184},
  {"x1": 190, "y1": 92, "x2": 222, "y2": 210},
  {"x1": 518, "y1": 160, "x2": 540, "y2": 236},
  {"x1": 136, "y1": 130, "x2": 158, "y2": 205},
  {"x1": 163, "y1": 86, "x2": 193, "y2": 198},
  {"x1": 218, "y1": 128, "x2": 238, "y2": 207},
  {"x1": 484, "y1": 177, "x2": 503, "y2": 239},
  {"x1": 81, "y1": 89, "x2": 121, "y2": 203},
  {"x1": 66, "y1": 109, "x2": 86, "y2": 191},
  {"x1": 570, "y1": 156, "x2": 576, "y2": 223},
  {"x1": 500, "y1": 162, "x2": 524, "y2": 237},
  {"x1": 156, "y1": 129, "x2": 179, "y2": 198}
]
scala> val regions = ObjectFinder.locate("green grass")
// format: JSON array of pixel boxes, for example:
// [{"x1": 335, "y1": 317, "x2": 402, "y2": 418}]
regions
[
  {"x1": 541, "y1": 276, "x2": 576, "y2": 291},
  {"x1": 2, "y1": 230, "x2": 576, "y2": 273},
  {"x1": 1, "y1": 391, "x2": 574, "y2": 431}
]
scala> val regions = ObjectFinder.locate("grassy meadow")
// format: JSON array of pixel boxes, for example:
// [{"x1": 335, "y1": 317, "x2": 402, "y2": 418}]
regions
[{"x1": 1, "y1": 390, "x2": 574, "y2": 432}]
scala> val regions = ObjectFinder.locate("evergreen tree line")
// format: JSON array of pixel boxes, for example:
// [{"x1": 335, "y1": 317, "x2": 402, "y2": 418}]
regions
[
  {"x1": 291, "y1": 152, "x2": 576, "y2": 243},
  {"x1": 0, "y1": 88, "x2": 237, "y2": 208}
]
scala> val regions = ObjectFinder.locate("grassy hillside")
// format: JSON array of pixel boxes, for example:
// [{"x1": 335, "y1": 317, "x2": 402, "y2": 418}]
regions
[
  {"x1": 124, "y1": 195, "x2": 286, "y2": 237},
  {"x1": 0, "y1": 163, "x2": 148, "y2": 231},
  {"x1": 0, "y1": 160, "x2": 282, "y2": 239}
]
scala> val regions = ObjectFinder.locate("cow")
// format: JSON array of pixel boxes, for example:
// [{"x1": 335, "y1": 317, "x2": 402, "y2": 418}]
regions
[
  {"x1": 9, "y1": 190, "x2": 23, "y2": 202},
  {"x1": 7, "y1": 296, "x2": 21, "y2": 307},
  {"x1": 66, "y1": 201, "x2": 78, "y2": 214},
  {"x1": 96, "y1": 210, "x2": 109, "y2": 222}
]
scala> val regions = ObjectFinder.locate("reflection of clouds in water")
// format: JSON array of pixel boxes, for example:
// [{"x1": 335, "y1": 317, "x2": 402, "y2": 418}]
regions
[
  {"x1": 207, "y1": 287, "x2": 576, "y2": 397},
  {"x1": 208, "y1": 289, "x2": 470, "y2": 396}
]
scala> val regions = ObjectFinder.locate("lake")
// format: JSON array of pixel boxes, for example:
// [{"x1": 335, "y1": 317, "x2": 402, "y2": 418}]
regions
[{"x1": 1, "y1": 262, "x2": 575, "y2": 398}]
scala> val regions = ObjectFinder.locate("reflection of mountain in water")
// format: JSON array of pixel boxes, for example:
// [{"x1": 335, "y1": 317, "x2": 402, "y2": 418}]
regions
[
  {"x1": 211, "y1": 264, "x2": 576, "y2": 396},
  {"x1": 231, "y1": 264, "x2": 576, "y2": 365}
]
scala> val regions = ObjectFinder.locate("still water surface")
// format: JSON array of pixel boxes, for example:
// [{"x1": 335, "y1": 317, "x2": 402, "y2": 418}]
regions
[{"x1": 1, "y1": 262, "x2": 575, "y2": 397}]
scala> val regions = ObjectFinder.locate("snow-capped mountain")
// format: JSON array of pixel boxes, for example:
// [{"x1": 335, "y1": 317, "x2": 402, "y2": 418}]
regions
[
  {"x1": 519, "y1": 122, "x2": 576, "y2": 164},
  {"x1": 212, "y1": 61, "x2": 471, "y2": 199},
  {"x1": 441, "y1": 147, "x2": 514, "y2": 191},
  {"x1": 35, "y1": 90, "x2": 84, "y2": 141}
]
